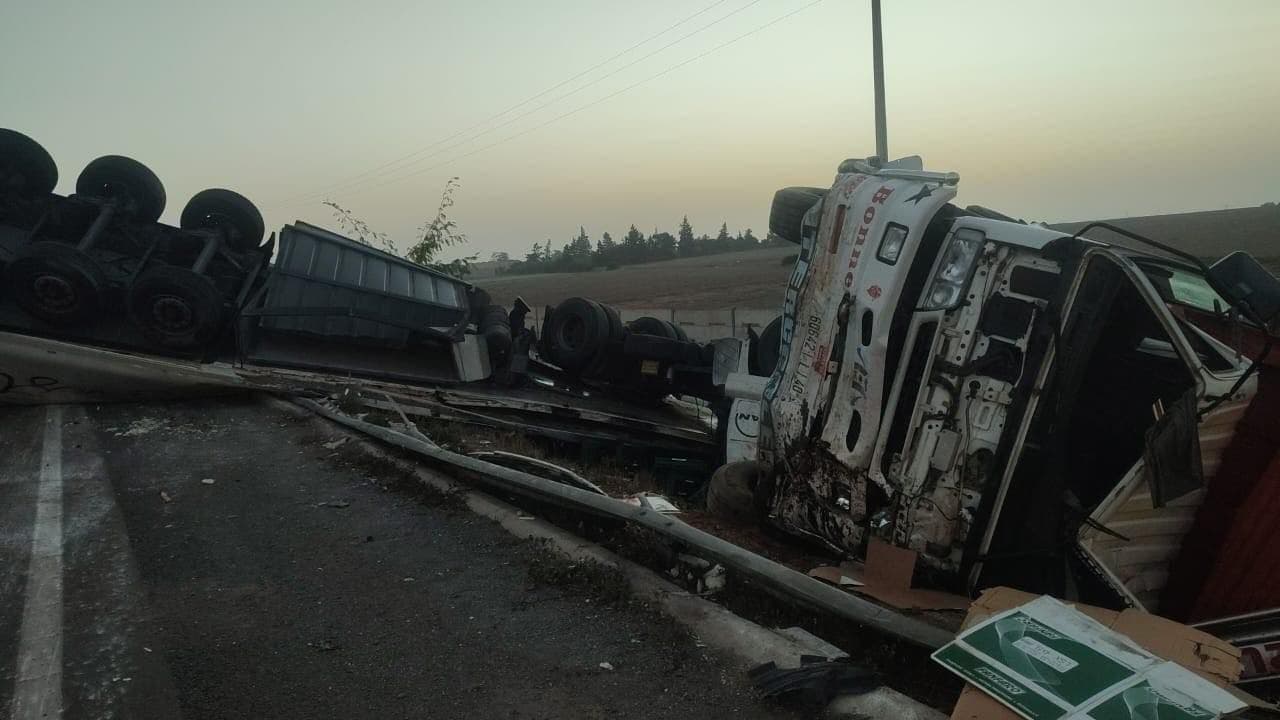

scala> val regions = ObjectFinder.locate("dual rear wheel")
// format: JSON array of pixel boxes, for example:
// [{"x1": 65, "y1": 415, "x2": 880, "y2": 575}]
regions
[
  {"x1": 3, "y1": 241, "x2": 223, "y2": 347},
  {"x1": 1, "y1": 130, "x2": 255, "y2": 348}
]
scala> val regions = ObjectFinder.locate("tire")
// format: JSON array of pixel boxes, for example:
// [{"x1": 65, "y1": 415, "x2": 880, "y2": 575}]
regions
[
  {"x1": 468, "y1": 287, "x2": 492, "y2": 324},
  {"x1": 180, "y1": 188, "x2": 264, "y2": 253},
  {"x1": 706, "y1": 461, "x2": 760, "y2": 523},
  {"x1": 601, "y1": 302, "x2": 624, "y2": 342},
  {"x1": 76, "y1": 155, "x2": 166, "y2": 223},
  {"x1": 479, "y1": 304, "x2": 512, "y2": 361},
  {"x1": 128, "y1": 265, "x2": 225, "y2": 348},
  {"x1": 665, "y1": 319, "x2": 689, "y2": 342},
  {"x1": 769, "y1": 186, "x2": 826, "y2": 245},
  {"x1": 2, "y1": 241, "x2": 106, "y2": 325},
  {"x1": 0, "y1": 129, "x2": 58, "y2": 195},
  {"x1": 751, "y1": 315, "x2": 783, "y2": 377},
  {"x1": 627, "y1": 316, "x2": 675, "y2": 339},
  {"x1": 544, "y1": 296, "x2": 610, "y2": 373}
]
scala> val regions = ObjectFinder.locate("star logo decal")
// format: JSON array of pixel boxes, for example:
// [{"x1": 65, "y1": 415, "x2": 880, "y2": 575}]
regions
[{"x1": 905, "y1": 184, "x2": 935, "y2": 205}]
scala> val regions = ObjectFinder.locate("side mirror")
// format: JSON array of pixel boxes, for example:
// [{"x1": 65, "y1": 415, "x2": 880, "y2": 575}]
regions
[{"x1": 1208, "y1": 251, "x2": 1280, "y2": 327}]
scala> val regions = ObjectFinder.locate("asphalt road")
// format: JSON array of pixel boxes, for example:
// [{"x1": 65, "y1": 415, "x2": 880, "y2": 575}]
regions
[{"x1": 0, "y1": 396, "x2": 789, "y2": 720}]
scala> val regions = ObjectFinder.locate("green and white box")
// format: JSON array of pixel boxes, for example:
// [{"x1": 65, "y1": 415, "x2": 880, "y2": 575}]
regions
[{"x1": 933, "y1": 596, "x2": 1246, "y2": 719}]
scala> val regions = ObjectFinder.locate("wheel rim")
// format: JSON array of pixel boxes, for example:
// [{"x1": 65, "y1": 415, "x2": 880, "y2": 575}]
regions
[
  {"x1": 149, "y1": 294, "x2": 195, "y2": 332},
  {"x1": 558, "y1": 315, "x2": 586, "y2": 351},
  {"x1": 31, "y1": 273, "x2": 78, "y2": 312}
]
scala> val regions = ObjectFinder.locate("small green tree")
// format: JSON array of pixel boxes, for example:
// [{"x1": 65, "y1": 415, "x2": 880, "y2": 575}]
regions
[
  {"x1": 323, "y1": 201, "x2": 398, "y2": 255},
  {"x1": 407, "y1": 177, "x2": 474, "y2": 278},
  {"x1": 323, "y1": 176, "x2": 474, "y2": 278}
]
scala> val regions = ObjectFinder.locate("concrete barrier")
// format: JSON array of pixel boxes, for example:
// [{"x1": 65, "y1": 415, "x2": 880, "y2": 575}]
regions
[{"x1": 527, "y1": 306, "x2": 778, "y2": 342}]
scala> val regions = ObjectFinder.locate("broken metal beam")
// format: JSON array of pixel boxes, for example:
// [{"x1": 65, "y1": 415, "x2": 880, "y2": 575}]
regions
[{"x1": 290, "y1": 394, "x2": 955, "y2": 650}]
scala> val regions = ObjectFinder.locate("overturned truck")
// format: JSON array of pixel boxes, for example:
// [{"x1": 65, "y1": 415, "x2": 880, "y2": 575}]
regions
[
  {"x1": 747, "y1": 156, "x2": 1279, "y2": 619},
  {"x1": 5, "y1": 129, "x2": 1280, "y2": 688}
]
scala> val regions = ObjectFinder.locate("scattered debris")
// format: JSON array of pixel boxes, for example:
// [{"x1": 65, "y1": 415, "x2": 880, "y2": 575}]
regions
[
  {"x1": 938, "y1": 588, "x2": 1276, "y2": 720},
  {"x1": 843, "y1": 539, "x2": 968, "y2": 612},
  {"x1": 470, "y1": 450, "x2": 606, "y2": 496},
  {"x1": 702, "y1": 564, "x2": 726, "y2": 594},
  {"x1": 200, "y1": 478, "x2": 216, "y2": 485},
  {"x1": 598, "y1": 662, "x2": 615, "y2": 671},
  {"x1": 312, "y1": 639, "x2": 340, "y2": 653},
  {"x1": 749, "y1": 656, "x2": 879, "y2": 711},
  {"x1": 159, "y1": 491, "x2": 173, "y2": 503},
  {"x1": 622, "y1": 493, "x2": 680, "y2": 514},
  {"x1": 807, "y1": 566, "x2": 863, "y2": 588},
  {"x1": 113, "y1": 417, "x2": 166, "y2": 437},
  {"x1": 316, "y1": 500, "x2": 350, "y2": 509},
  {"x1": 321, "y1": 437, "x2": 349, "y2": 450}
]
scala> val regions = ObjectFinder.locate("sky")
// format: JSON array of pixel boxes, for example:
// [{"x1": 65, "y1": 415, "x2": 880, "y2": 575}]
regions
[{"x1": 2, "y1": 0, "x2": 1277, "y2": 261}]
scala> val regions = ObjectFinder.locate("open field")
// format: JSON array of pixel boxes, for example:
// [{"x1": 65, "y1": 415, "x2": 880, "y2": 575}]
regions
[
  {"x1": 481, "y1": 246, "x2": 797, "y2": 310},
  {"x1": 480, "y1": 206, "x2": 1279, "y2": 310}
]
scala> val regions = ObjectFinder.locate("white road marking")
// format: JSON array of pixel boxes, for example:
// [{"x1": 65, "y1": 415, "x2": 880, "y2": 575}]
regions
[{"x1": 10, "y1": 405, "x2": 64, "y2": 719}]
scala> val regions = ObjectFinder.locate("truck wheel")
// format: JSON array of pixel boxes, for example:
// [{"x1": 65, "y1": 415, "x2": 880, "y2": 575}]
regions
[
  {"x1": 180, "y1": 188, "x2": 264, "y2": 253},
  {"x1": 128, "y1": 265, "x2": 224, "y2": 348},
  {"x1": 2, "y1": 241, "x2": 106, "y2": 325},
  {"x1": 545, "y1": 297, "x2": 610, "y2": 373},
  {"x1": 602, "y1": 302, "x2": 624, "y2": 342},
  {"x1": 627, "y1": 316, "x2": 674, "y2": 339},
  {"x1": 76, "y1": 155, "x2": 166, "y2": 223},
  {"x1": 750, "y1": 315, "x2": 783, "y2": 377},
  {"x1": 665, "y1": 319, "x2": 689, "y2": 342},
  {"x1": 0, "y1": 129, "x2": 58, "y2": 195},
  {"x1": 769, "y1": 187, "x2": 826, "y2": 245},
  {"x1": 707, "y1": 461, "x2": 760, "y2": 523},
  {"x1": 479, "y1": 304, "x2": 512, "y2": 363}
]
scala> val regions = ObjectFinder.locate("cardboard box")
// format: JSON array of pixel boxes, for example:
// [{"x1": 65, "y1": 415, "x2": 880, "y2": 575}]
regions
[{"x1": 945, "y1": 588, "x2": 1279, "y2": 720}]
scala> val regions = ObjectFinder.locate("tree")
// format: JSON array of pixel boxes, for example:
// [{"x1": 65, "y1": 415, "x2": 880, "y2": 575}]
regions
[
  {"x1": 525, "y1": 242, "x2": 543, "y2": 265},
  {"x1": 406, "y1": 177, "x2": 474, "y2": 278},
  {"x1": 490, "y1": 251, "x2": 510, "y2": 262},
  {"x1": 622, "y1": 224, "x2": 647, "y2": 263},
  {"x1": 322, "y1": 176, "x2": 473, "y2": 278},
  {"x1": 715, "y1": 222, "x2": 731, "y2": 253},
  {"x1": 596, "y1": 231, "x2": 617, "y2": 266},
  {"x1": 677, "y1": 215, "x2": 696, "y2": 257},
  {"x1": 323, "y1": 201, "x2": 397, "y2": 255},
  {"x1": 561, "y1": 226, "x2": 593, "y2": 272},
  {"x1": 650, "y1": 230, "x2": 676, "y2": 259},
  {"x1": 742, "y1": 228, "x2": 759, "y2": 247}
]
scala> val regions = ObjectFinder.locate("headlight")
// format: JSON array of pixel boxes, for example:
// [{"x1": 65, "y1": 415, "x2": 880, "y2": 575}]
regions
[
  {"x1": 920, "y1": 228, "x2": 985, "y2": 310},
  {"x1": 876, "y1": 223, "x2": 909, "y2": 265}
]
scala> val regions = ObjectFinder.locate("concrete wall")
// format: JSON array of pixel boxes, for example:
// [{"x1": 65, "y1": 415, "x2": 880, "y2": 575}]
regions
[{"x1": 527, "y1": 306, "x2": 778, "y2": 343}]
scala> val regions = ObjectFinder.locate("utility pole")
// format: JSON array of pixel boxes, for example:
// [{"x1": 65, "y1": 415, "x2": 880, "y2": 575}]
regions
[{"x1": 871, "y1": 0, "x2": 887, "y2": 163}]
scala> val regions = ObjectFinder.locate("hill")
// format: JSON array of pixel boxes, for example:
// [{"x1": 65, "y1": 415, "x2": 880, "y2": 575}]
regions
[{"x1": 1052, "y1": 205, "x2": 1280, "y2": 271}]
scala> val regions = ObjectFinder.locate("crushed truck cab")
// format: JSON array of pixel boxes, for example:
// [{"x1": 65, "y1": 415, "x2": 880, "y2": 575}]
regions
[{"x1": 759, "y1": 157, "x2": 1264, "y2": 609}]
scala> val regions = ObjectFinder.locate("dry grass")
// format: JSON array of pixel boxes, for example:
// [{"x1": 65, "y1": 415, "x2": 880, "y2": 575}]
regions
[{"x1": 479, "y1": 246, "x2": 796, "y2": 309}]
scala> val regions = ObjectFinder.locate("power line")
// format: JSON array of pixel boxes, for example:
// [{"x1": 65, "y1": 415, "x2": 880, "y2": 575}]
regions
[
  {"x1": 284, "y1": 0, "x2": 767, "y2": 206},
  {"x1": 328, "y1": 0, "x2": 829, "y2": 200},
  {"x1": 270, "y1": 0, "x2": 732, "y2": 207}
]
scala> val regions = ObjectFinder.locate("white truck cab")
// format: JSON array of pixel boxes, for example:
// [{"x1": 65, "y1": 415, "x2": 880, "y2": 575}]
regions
[{"x1": 756, "y1": 157, "x2": 1272, "y2": 610}]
